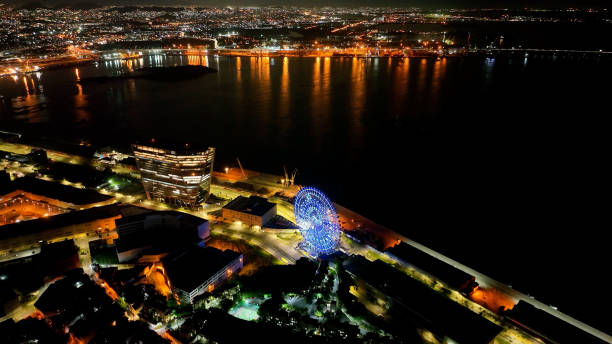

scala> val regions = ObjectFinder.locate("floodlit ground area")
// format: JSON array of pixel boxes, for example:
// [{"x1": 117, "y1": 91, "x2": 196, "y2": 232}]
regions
[
  {"x1": 471, "y1": 286, "x2": 517, "y2": 312},
  {"x1": 0, "y1": 282, "x2": 51, "y2": 323},
  {"x1": 229, "y1": 296, "x2": 269, "y2": 321},
  {"x1": 144, "y1": 268, "x2": 172, "y2": 297}
]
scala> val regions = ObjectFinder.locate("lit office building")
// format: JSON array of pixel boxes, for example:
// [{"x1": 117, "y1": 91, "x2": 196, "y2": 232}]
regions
[{"x1": 132, "y1": 143, "x2": 215, "y2": 208}]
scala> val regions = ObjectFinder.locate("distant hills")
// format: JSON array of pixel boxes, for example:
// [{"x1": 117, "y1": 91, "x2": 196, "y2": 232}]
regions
[
  {"x1": 14, "y1": 1, "x2": 44, "y2": 10},
  {"x1": 16, "y1": 1, "x2": 101, "y2": 10},
  {"x1": 4, "y1": 0, "x2": 610, "y2": 9}
]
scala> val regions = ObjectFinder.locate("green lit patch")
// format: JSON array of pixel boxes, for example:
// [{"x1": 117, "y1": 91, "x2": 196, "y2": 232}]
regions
[
  {"x1": 228, "y1": 296, "x2": 269, "y2": 322},
  {"x1": 229, "y1": 302, "x2": 259, "y2": 321}
]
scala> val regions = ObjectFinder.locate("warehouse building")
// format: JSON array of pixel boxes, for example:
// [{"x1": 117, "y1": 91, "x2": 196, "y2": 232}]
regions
[
  {"x1": 506, "y1": 301, "x2": 607, "y2": 344},
  {"x1": 0, "y1": 176, "x2": 114, "y2": 226},
  {"x1": 162, "y1": 246, "x2": 243, "y2": 303},
  {"x1": 0, "y1": 204, "x2": 123, "y2": 256},
  {"x1": 221, "y1": 195, "x2": 276, "y2": 227},
  {"x1": 342, "y1": 255, "x2": 502, "y2": 344},
  {"x1": 385, "y1": 241, "x2": 477, "y2": 294},
  {"x1": 114, "y1": 211, "x2": 210, "y2": 263}
]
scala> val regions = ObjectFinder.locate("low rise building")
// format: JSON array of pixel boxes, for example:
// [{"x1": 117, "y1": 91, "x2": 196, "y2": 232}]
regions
[
  {"x1": 342, "y1": 255, "x2": 501, "y2": 344},
  {"x1": 0, "y1": 176, "x2": 114, "y2": 226},
  {"x1": 0, "y1": 204, "x2": 123, "y2": 256},
  {"x1": 505, "y1": 301, "x2": 607, "y2": 344},
  {"x1": 221, "y1": 195, "x2": 276, "y2": 227},
  {"x1": 114, "y1": 211, "x2": 210, "y2": 263},
  {"x1": 162, "y1": 246, "x2": 243, "y2": 303},
  {"x1": 385, "y1": 241, "x2": 477, "y2": 294}
]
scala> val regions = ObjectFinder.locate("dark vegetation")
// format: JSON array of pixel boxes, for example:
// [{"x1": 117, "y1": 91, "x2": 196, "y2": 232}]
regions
[{"x1": 81, "y1": 65, "x2": 216, "y2": 83}]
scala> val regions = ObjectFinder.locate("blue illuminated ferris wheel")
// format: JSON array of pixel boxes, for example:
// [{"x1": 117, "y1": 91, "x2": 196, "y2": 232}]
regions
[{"x1": 294, "y1": 187, "x2": 340, "y2": 256}]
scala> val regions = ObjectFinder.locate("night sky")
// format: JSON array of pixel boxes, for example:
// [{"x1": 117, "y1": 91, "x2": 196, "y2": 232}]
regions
[{"x1": 3, "y1": 0, "x2": 610, "y2": 8}]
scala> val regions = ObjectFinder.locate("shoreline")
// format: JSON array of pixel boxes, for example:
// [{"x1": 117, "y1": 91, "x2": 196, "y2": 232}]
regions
[{"x1": 2, "y1": 47, "x2": 610, "y2": 77}]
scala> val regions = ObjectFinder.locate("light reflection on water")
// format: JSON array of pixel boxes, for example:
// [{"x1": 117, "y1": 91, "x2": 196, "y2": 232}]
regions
[
  {"x1": 279, "y1": 56, "x2": 289, "y2": 122},
  {"x1": 390, "y1": 57, "x2": 409, "y2": 121},
  {"x1": 349, "y1": 57, "x2": 366, "y2": 147},
  {"x1": 0, "y1": 54, "x2": 458, "y2": 161},
  {"x1": 1, "y1": 55, "x2": 452, "y2": 139}
]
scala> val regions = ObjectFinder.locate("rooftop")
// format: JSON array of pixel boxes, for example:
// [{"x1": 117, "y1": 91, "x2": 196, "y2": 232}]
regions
[
  {"x1": 34, "y1": 269, "x2": 124, "y2": 338},
  {"x1": 507, "y1": 301, "x2": 607, "y2": 344},
  {"x1": 131, "y1": 140, "x2": 214, "y2": 156},
  {"x1": 0, "y1": 204, "x2": 122, "y2": 241},
  {"x1": 114, "y1": 211, "x2": 209, "y2": 256},
  {"x1": 1, "y1": 176, "x2": 113, "y2": 206},
  {"x1": 114, "y1": 210, "x2": 205, "y2": 228},
  {"x1": 222, "y1": 195, "x2": 276, "y2": 217},
  {"x1": 162, "y1": 246, "x2": 241, "y2": 292},
  {"x1": 343, "y1": 255, "x2": 502, "y2": 344},
  {"x1": 385, "y1": 241, "x2": 475, "y2": 291}
]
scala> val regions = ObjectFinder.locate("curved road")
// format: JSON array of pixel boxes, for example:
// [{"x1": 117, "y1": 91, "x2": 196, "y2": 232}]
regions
[{"x1": 211, "y1": 223, "x2": 302, "y2": 264}]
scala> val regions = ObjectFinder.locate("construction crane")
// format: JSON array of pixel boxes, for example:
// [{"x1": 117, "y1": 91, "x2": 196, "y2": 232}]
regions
[
  {"x1": 283, "y1": 165, "x2": 289, "y2": 186},
  {"x1": 236, "y1": 158, "x2": 246, "y2": 178},
  {"x1": 282, "y1": 166, "x2": 298, "y2": 186},
  {"x1": 289, "y1": 168, "x2": 298, "y2": 186}
]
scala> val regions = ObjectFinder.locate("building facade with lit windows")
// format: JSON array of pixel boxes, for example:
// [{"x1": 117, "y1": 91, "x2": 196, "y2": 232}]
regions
[{"x1": 131, "y1": 143, "x2": 215, "y2": 208}]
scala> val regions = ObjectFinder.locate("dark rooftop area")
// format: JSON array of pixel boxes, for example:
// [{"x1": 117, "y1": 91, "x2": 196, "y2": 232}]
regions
[
  {"x1": 114, "y1": 210, "x2": 205, "y2": 228},
  {"x1": 34, "y1": 269, "x2": 126, "y2": 340},
  {"x1": 223, "y1": 195, "x2": 276, "y2": 217},
  {"x1": 91, "y1": 320, "x2": 170, "y2": 344},
  {"x1": 0, "y1": 317, "x2": 66, "y2": 344},
  {"x1": 343, "y1": 255, "x2": 502, "y2": 344},
  {"x1": 506, "y1": 301, "x2": 607, "y2": 344},
  {"x1": 0, "y1": 176, "x2": 113, "y2": 206},
  {"x1": 114, "y1": 210, "x2": 209, "y2": 256},
  {"x1": 0, "y1": 240, "x2": 80, "y2": 295},
  {"x1": 385, "y1": 241, "x2": 475, "y2": 292},
  {"x1": 162, "y1": 246, "x2": 241, "y2": 292}
]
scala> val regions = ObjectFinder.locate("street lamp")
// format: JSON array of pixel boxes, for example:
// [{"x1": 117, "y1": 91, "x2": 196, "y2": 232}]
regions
[{"x1": 225, "y1": 167, "x2": 229, "y2": 174}]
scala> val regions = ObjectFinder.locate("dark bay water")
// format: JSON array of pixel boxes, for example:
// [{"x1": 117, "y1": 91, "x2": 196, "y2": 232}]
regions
[{"x1": 1, "y1": 54, "x2": 610, "y2": 332}]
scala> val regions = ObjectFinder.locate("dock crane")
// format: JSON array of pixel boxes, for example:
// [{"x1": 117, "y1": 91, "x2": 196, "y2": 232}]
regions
[
  {"x1": 289, "y1": 168, "x2": 298, "y2": 186},
  {"x1": 283, "y1": 165, "x2": 289, "y2": 186},
  {"x1": 282, "y1": 166, "x2": 298, "y2": 186},
  {"x1": 236, "y1": 158, "x2": 246, "y2": 178}
]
